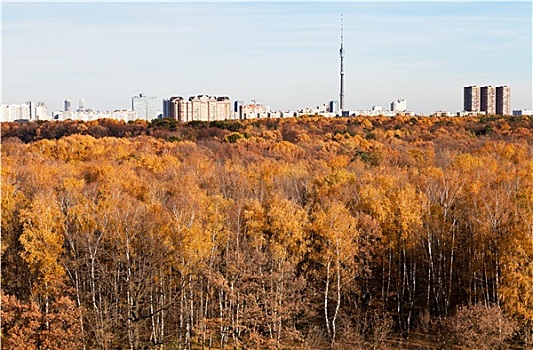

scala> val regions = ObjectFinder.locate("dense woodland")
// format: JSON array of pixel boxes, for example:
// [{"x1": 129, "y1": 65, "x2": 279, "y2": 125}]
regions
[{"x1": 2, "y1": 115, "x2": 533, "y2": 349}]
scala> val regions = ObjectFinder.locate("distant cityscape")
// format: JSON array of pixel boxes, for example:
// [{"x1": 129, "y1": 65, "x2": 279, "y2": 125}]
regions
[
  {"x1": 2, "y1": 87, "x2": 532, "y2": 124},
  {"x1": 2, "y1": 20, "x2": 531, "y2": 123}
]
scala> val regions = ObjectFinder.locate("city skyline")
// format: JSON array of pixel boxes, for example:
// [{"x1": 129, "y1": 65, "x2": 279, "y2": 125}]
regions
[{"x1": 2, "y1": 2, "x2": 532, "y2": 115}]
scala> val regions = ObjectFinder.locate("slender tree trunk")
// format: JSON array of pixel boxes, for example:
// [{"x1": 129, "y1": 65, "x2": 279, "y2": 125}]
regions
[
  {"x1": 446, "y1": 225, "x2": 455, "y2": 314},
  {"x1": 276, "y1": 262, "x2": 284, "y2": 346},
  {"x1": 125, "y1": 235, "x2": 135, "y2": 350},
  {"x1": 426, "y1": 230, "x2": 432, "y2": 313},
  {"x1": 494, "y1": 247, "x2": 500, "y2": 306},
  {"x1": 324, "y1": 260, "x2": 331, "y2": 340},
  {"x1": 74, "y1": 271, "x2": 86, "y2": 350},
  {"x1": 219, "y1": 289, "x2": 226, "y2": 350},
  {"x1": 150, "y1": 285, "x2": 158, "y2": 346},
  {"x1": 331, "y1": 247, "x2": 342, "y2": 346},
  {"x1": 407, "y1": 261, "x2": 416, "y2": 334}
]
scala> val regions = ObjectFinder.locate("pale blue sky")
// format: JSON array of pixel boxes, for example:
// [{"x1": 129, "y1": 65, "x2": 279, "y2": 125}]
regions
[{"x1": 2, "y1": 1, "x2": 532, "y2": 114}]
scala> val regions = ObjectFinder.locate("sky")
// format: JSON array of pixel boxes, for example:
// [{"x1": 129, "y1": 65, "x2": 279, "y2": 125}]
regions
[{"x1": 2, "y1": 1, "x2": 532, "y2": 114}]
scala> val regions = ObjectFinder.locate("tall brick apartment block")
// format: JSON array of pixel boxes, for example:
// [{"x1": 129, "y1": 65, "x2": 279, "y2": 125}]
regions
[
  {"x1": 496, "y1": 86, "x2": 511, "y2": 116},
  {"x1": 464, "y1": 86, "x2": 480, "y2": 112},
  {"x1": 480, "y1": 86, "x2": 496, "y2": 115},
  {"x1": 464, "y1": 85, "x2": 510, "y2": 115}
]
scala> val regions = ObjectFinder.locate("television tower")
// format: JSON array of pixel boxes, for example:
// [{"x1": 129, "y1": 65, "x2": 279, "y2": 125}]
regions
[{"x1": 339, "y1": 15, "x2": 345, "y2": 112}]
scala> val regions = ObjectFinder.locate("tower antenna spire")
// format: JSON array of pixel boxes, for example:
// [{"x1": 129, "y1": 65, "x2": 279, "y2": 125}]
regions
[{"x1": 339, "y1": 14, "x2": 345, "y2": 113}]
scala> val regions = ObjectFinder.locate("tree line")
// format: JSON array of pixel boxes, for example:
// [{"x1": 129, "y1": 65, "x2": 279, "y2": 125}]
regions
[{"x1": 2, "y1": 115, "x2": 533, "y2": 349}]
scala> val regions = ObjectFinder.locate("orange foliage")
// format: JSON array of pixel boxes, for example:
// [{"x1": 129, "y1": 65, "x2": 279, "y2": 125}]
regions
[{"x1": 2, "y1": 115, "x2": 533, "y2": 348}]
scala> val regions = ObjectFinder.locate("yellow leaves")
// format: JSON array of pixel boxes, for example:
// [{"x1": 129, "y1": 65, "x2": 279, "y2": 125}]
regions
[
  {"x1": 28, "y1": 134, "x2": 106, "y2": 163},
  {"x1": 136, "y1": 153, "x2": 165, "y2": 173},
  {"x1": 56, "y1": 134, "x2": 100, "y2": 162},
  {"x1": 453, "y1": 153, "x2": 484, "y2": 172},
  {"x1": 171, "y1": 191, "x2": 230, "y2": 271},
  {"x1": 421, "y1": 166, "x2": 444, "y2": 182},
  {"x1": 417, "y1": 117, "x2": 435, "y2": 127},
  {"x1": 432, "y1": 127, "x2": 450, "y2": 138},
  {"x1": 360, "y1": 119, "x2": 373, "y2": 130},
  {"x1": 294, "y1": 133, "x2": 311, "y2": 143},
  {"x1": 243, "y1": 194, "x2": 338, "y2": 264},
  {"x1": 328, "y1": 155, "x2": 350, "y2": 169},
  {"x1": 265, "y1": 195, "x2": 308, "y2": 260},
  {"x1": 98, "y1": 137, "x2": 132, "y2": 161},
  {"x1": 491, "y1": 141, "x2": 528, "y2": 164},
  {"x1": 500, "y1": 227, "x2": 533, "y2": 322},
  {"x1": 6, "y1": 116, "x2": 533, "y2": 341},
  {"x1": 1, "y1": 180, "x2": 28, "y2": 255},
  {"x1": 522, "y1": 160, "x2": 533, "y2": 181},
  {"x1": 29, "y1": 138, "x2": 57, "y2": 159},
  {"x1": 517, "y1": 162, "x2": 533, "y2": 216},
  {"x1": 68, "y1": 195, "x2": 101, "y2": 238},
  {"x1": 391, "y1": 184, "x2": 425, "y2": 242},
  {"x1": 408, "y1": 147, "x2": 436, "y2": 166},
  {"x1": 203, "y1": 194, "x2": 231, "y2": 242},
  {"x1": 384, "y1": 129, "x2": 402, "y2": 141},
  {"x1": 324, "y1": 168, "x2": 356, "y2": 187},
  {"x1": 333, "y1": 131, "x2": 351, "y2": 142},
  {"x1": 317, "y1": 154, "x2": 357, "y2": 198},
  {"x1": 499, "y1": 166, "x2": 533, "y2": 321},
  {"x1": 260, "y1": 129, "x2": 282, "y2": 142},
  {"x1": 243, "y1": 199, "x2": 267, "y2": 247},
  {"x1": 269, "y1": 140, "x2": 306, "y2": 160},
  {"x1": 1, "y1": 170, "x2": 26, "y2": 215},
  {"x1": 452, "y1": 153, "x2": 495, "y2": 197},
  {"x1": 358, "y1": 174, "x2": 395, "y2": 223},
  {"x1": 357, "y1": 174, "x2": 425, "y2": 248},
  {"x1": 62, "y1": 177, "x2": 84, "y2": 192},
  {"x1": 19, "y1": 194, "x2": 65, "y2": 298},
  {"x1": 312, "y1": 201, "x2": 358, "y2": 261},
  {"x1": 179, "y1": 221, "x2": 211, "y2": 267},
  {"x1": 495, "y1": 118, "x2": 512, "y2": 133}
]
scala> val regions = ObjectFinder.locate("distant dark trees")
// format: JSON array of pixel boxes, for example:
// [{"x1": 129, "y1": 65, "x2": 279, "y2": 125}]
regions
[{"x1": 2, "y1": 114, "x2": 532, "y2": 144}]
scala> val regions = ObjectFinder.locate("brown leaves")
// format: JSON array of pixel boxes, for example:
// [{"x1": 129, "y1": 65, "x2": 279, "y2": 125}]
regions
[
  {"x1": 1, "y1": 292, "x2": 41, "y2": 350},
  {"x1": 443, "y1": 304, "x2": 517, "y2": 350},
  {"x1": 1, "y1": 292, "x2": 82, "y2": 350}
]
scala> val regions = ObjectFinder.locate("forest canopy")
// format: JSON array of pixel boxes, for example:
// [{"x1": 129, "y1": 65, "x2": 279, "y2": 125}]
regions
[{"x1": 2, "y1": 115, "x2": 533, "y2": 349}]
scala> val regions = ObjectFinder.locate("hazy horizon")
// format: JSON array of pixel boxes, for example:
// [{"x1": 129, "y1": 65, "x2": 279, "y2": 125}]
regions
[{"x1": 2, "y1": 1, "x2": 532, "y2": 115}]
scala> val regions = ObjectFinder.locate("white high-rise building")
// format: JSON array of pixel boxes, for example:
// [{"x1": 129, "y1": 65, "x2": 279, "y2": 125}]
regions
[
  {"x1": 329, "y1": 100, "x2": 340, "y2": 114},
  {"x1": 132, "y1": 93, "x2": 161, "y2": 120},
  {"x1": 1, "y1": 101, "x2": 48, "y2": 122},
  {"x1": 391, "y1": 99, "x2": 407, "y2": 112},
  {"x1": 64, "y1": 98, "x2": 72, "y2": 112}
]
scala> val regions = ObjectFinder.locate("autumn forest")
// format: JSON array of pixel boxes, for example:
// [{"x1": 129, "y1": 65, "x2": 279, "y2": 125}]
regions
[{"x1": 2, "y1": 115, "x2": 533, "y2": 349}]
